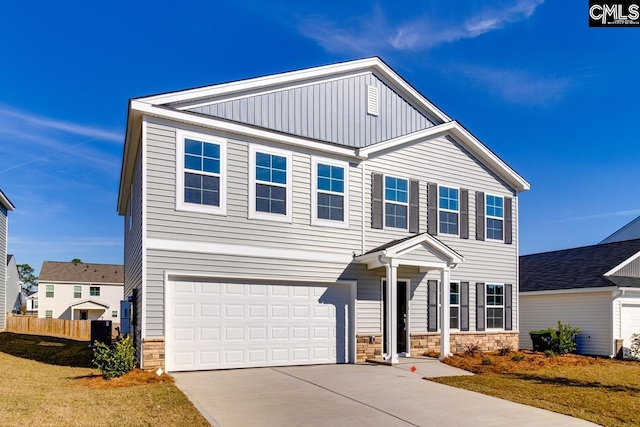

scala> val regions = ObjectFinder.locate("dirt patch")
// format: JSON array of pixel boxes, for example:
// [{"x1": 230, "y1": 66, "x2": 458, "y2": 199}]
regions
[
  {"x1": 438, "y1": 350, "x2": 608, "y2": 374},
  {"x1": 75, "y1": 369, "x2": 175, "y2": 389}
]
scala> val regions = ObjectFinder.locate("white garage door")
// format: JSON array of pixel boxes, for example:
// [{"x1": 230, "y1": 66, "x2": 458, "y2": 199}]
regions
[
  {"x1": 165, "y1": 280, "x2": 352, "y2": 372},
  {"x1": 622, "y1": 303, "x2": 640, "y2": 358}
]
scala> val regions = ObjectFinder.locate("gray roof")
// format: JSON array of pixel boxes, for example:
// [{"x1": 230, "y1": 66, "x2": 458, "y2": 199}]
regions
[
  {"x1": 601, "y1": 215, "x2": 640, "y2": 244},
  {"x1": 520, "y1": 239, "x2": 640, "y2": 292},
  {"x1": 39, "y1": 261, "x2": 124, "y2": 284}
]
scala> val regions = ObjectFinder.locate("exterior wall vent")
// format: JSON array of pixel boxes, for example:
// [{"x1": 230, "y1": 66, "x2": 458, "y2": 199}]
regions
[{"x1": 367, "y1": 85, "x2": 379, "y2": 116}]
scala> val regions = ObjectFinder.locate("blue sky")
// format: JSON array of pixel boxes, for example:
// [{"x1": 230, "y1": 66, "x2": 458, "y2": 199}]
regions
[{"x1": 1, "y1": 1, "x2": 639, "y2": 274}]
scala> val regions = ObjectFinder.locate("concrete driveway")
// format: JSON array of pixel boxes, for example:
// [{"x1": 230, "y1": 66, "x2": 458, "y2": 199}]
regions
[{"x1": 173, "y1": 360, "x2": 596, "y2": 427}]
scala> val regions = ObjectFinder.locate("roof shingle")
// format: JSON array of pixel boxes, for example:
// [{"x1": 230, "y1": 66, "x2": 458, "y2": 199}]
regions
[{"x1": 39, "y1": 261, "x2": 124, "y2": 284}]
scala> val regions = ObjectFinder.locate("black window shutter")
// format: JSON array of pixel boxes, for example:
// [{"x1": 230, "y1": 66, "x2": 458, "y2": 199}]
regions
[
  {"x1": 427, "y1": 280, "x2": 438, "y2": 332},
  {"x1": 409, "y1": 180, "x2": 420, "y2": 233},
  {"x1": 460, "y1": 189, "x2": 469, "y2": 239},
  {"x1": 504, "y1": 197, "x2": 513, "y2": 245},
  {"x1": 460, "y1": 282, "x2": 469, "y2": 331},
  {"x1": 372, "y1": 173, "x2": 383, "y2": 229},
  {"x1": 475, "y1": 192, "x2": 485, "y2": 241},
  {"x1": 476, "y1": 282, "x2": 485, "y2": 331},
  {"x1": 427, "y1": 183, "x2": 437, "y2": 235},
  {"x1": 504, "y1": 284, "x2": 513, "y2": 330}
]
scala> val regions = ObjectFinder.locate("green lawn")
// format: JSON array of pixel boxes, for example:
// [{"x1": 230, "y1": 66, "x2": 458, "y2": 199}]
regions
[
  {"x1": 0, "y1": 332, "x2": 209, "y2": 427},
  {"x1": 431, "y1": 352, "x2": 640, "y2": 427}
]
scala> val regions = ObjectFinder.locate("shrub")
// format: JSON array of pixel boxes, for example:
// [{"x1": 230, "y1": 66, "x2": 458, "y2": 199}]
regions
[
  {"x1": 497, "y1": 345, "x2": 513, "y2": 356},
  {"x1": 92, "y1": 335, "x2": 136, "y2": 379},
  {"x1": 464, "y1": 342, "x2": 482, "y2": 356},
  {"x1": 511, "y1": 354, "x2": 525, "y2": 362},
  {"x1": 547, "y1": 321, "x2": 580, "y2": 355},
  {"x1": 544, "y1": 349, "x2": 556, "y2": 358},
  {"x1": 481, "y1": 357, "x2": 492, "y2": 366},
  {"x1": 631, "y1": 333, "x2": 640, "y2": 360}
]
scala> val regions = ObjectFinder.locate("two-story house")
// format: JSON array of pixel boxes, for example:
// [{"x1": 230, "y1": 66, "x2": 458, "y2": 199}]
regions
[
  {"x1": 117, "y1": 57, "x2": 530, "y2": 372},
  {"x1": 1, "y1": 190, "x2": 16, "y2": 330}
]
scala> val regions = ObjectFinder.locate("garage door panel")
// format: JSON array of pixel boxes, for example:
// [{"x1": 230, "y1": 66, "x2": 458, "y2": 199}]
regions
[
  {"x1": 166, "y1": 280, "x2": 351, "y2": 371},
  {"x1": 622, "y1": 304, "x2": 640, "y2": 358}
]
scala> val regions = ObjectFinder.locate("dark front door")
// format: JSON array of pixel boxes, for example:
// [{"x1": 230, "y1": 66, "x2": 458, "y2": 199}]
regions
[
  {"x1": 382, "y1": 280, "x2": 409, "y2": 354},
  {"x1": 80, "y1": 310, "x2": 88, "y2": 320}
]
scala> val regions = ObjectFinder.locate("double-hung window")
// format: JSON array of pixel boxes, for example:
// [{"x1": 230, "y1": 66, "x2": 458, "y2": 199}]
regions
[
  {"x1": 450, "y1": 282, "x2": 460, "y2": 329},
  {"x1": 312, "y1": 158, "x2": 348, "y2": 226},
  {"x1": 90, "y1": 286, "x2": 100, "y2": 297},
  {"x1": 45, "y1": 310, "x2": 53, "y2": 319},
  {"x1": 176, "y1": 130, "x2": 226, "y2": 215},
  {"x1": 486, "y1": 195, "x2": 504, "y2": 240},
  {"x1": 439, "y1": 186, "x2": 459, "y2": 235},
  {"x1": 74, "y1": 285, "x2": 82, "y2": 299},
  {"x1": 486, "y1": 284, "x2": 504, "y2": 329},
  {"x1": 250, "y1": 146, "x2": 292, "y2": 222},
  {"x1": 46, "y1": 285, "x2": 54, "y2": 298},
  {"x1": 385, "y1": 176, "x2": 408, "y2": 229}
]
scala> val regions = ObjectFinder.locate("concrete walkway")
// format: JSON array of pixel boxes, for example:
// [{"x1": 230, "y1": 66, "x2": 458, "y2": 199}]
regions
[{"x1": 173, "y1": 361, "x2": 597, "y2": 427}]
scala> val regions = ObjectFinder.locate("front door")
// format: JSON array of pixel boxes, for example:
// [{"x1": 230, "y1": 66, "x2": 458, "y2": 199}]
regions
[
  {"x1": 80, "y1": 310, "x2": 88, "y2": 320},
  {"x1": 382, "y1": 280, "x2": 409, "y2": 354}
]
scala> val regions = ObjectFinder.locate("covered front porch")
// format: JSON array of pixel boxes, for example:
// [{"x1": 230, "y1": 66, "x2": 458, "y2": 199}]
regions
[
  {"x1": 67, "y1": 299, "x2": 109, "y2": 320},
  {"x1": 355, "y1": 233, "x2": 464, "y2": 363}
]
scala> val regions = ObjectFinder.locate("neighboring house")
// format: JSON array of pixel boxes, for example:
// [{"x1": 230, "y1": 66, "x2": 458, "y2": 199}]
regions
[
  {"x1": 6, "y1": 255, "x2": 23, "y2": 314},
  {"x1": 0, "y1": 190, "x2": 15, "y2": 330},
  {"x1": 117, "y1": 57, "x2": 530, "y2": 372},
  {"x1": 601, "y1": 215, "x2": 640, "y2": 244},
  {"x1": 38, "y1": 261, "x2": 124, "y2": 322},
  {"x1": 519, "y1": 239, "x2": 640, "y2": 358},
  {"x1": 26, "y1": 291, "x2": 38, "y2": 315}
]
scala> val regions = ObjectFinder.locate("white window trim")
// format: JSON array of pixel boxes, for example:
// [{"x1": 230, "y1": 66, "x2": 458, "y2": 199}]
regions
[
  {"x1": 45, "y1": 285, "x2": 54, "y2": 298},
  {"x1": 485, "y1": 193, "x2": 504, "y2": 242},
  {"x1": 383, "y1": 174, "x2": 410, "y2": 230},
  {"x1": 45, "y1": 310, "x2": 53, "y2": 318},
  {"x1": 485, "y1": 283, "x2": 505, "y2": 330},
  {"x1": 90, "y1": 286, "x2": 101, "y2": 297},
  {"x1": 74, "y1": 285, "x2": 82, "y2": 299},
  {"x1": 175, "y1": 128, "x2": 227, "y2": 215},
  {"x1": 438, "y1": 184, "x2": 460, "y2": 236},
  {"x1": 449, "y1": 281, "x2": 460, "y2": 331},
  {"x1": 249, "y1": 144, "x2": 293, "y2": 223},
  {"x1": 311, "y1": 157, "x2": 349, "y2": 229}
]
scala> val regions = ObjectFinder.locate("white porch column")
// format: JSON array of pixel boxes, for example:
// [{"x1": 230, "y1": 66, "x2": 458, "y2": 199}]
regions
[
  {"x1": 440, "y1": 267, "x2": 452, "y2": 360},
  {"x1": 383, "y1": 261, "x2": 399, "y2": 364}
]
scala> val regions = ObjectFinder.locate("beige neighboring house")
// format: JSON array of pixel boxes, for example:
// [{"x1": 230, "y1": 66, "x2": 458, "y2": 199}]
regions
[{"x1": 38, "y1": 261, "x2": 124, "y2": 322}]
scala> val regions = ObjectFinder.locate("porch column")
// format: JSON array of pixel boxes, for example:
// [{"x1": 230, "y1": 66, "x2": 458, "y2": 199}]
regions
[
  {"x1": 440, "y1": 267, "x2": 451, "y2": 360},
  {"x1": 384, "y1": 261, "x2": 399, "y2": 364}
]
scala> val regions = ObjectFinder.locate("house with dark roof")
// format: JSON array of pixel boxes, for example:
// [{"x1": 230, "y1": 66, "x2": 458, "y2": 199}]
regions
[
  {"x1": 0, "y1": 189, "x2": 15, "y2": 330},
  {"x1": 117, "y1": 57, "x2": 530, "y2": 372},
  {"x1": 601, "y1": 215, "x2": 640, "y2": 244},
  {"x1": 37, "y1": 261, "x2": 124, "y2": 322},
  {"x1": 519, "y1": 238, "x2": 640, "y2": 357}
]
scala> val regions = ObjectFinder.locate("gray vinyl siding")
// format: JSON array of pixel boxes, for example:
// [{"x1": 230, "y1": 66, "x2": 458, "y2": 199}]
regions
[
  {"x1": 611, "y1": 257, "x2": 640, "y2": 277},
  {"x1": 144, "y1": 119, "x2": 362, "y2": 253},
  {"x1": 186, "y1": 73, "x2": 435, "y2": 148},
  {"x1": 0, "y1": 210, "x2": 7, "y2": 329},
  {"x1": 520, "y1": 291, "x2": 613, "y2": 356},
  {"x1": 124, "y1": 146, "x2": 143, "y2": 341}
]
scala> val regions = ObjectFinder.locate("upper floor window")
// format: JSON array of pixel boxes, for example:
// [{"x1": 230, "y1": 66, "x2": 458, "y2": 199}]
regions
[
  {"x1": 450, "y1": 282, "x2": 460, "y2": 329},
  {"x1": 486, "y1": 195, "x2": 504, "y2": 240},
  {"x1": 439, "y1": 186, "x2": 459, "y2": 235},
  {"x1": 385, "y1": 176, "x2": 408, "y2": 229},
  {"x1": 175, "y1": 129, "x2": 227, "y2": 215},
  {"x1": 486, "y1": 284, "x2": 504, "y2": 329},
  {"x1": 312, "y1": 158, "x2": 348, "y2": 227},
  {"x1": 74, "y1": 285, "x2": 82, "y2": 299},
  {"x1": 249, "y1": 146, "x2": 292, "y2": 222},
  {"x1": 90, "y1": 287, "x2": 101, "y2": 297},
  {"x1": 46, "y1": 285, "x2": 54, "y2": 298}
]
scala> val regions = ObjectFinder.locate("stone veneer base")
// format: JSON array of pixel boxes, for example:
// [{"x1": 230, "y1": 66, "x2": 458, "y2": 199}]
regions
[{"x1": 142, "y1": 337, "x2": 165, "y2": 371}]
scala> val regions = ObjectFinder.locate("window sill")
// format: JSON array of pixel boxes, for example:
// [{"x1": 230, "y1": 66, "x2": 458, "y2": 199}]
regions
[{"x1": 248, "y1": 211, "x2": 293, "y2": 223}]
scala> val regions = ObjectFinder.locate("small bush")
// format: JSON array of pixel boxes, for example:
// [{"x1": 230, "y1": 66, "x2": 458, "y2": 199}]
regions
[
  {"x1": 511, "y1": 354, "x2": 525, "y2": 362},
  {"x1": 464, "y1": 342, "x2": 482, "y2": 356},
  {"x1": 92, "y1": 335, "x2": 136, "y2": 379},
  {"x1": 547, "y1": 321, "x2": 580, "y2": 355},
  {"x1": 544, "y1": 349, "x2": 556, "y2": 358},
  {"x1": 481, "y1": 357, "x2": 492, "y2": 366},
  {"x1": 497, "y1": 345, "x2": 513, "y2": 356},
  {"x1": 631, "y1": 333, "x2": 640, "y2": 360}
]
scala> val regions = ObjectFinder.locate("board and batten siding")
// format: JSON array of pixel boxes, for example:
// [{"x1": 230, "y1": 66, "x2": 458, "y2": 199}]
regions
[
  {"x1": 520, "y1": 291, "x2": 614, "y2": 356},
  {"x1": 185, "y1": 73, "x2": 435, "y2": 148},
  {"x1": 0, "y1": 209, "x2": 6, "y2": 329},
  {"x1": 144, "y1": 119, "x2": 362, "y2": 254}
]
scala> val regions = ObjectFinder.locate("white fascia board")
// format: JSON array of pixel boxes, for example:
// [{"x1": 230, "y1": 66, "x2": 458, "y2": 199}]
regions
[
  {"x1": 130, "y1": 101, "x2": 362, "y2": 160},
  {"x1": 603, "y1": 251, "x2": 640, "y2": 276},
  {"x1": 136, "y1": 57, "x2": 451, "y2": 123},
  {"x1": 520, "y1": 286, "x2": 618, "y2": 296},
  {"x1": 388, "y1": 234, "x2": 464, "y2": 264},
  {"x1": 358, "y1": 121, "x2": 531, "y2": 193},
  {"x1": 0, "y1": 190, "x2": 15, "y2": 211}
]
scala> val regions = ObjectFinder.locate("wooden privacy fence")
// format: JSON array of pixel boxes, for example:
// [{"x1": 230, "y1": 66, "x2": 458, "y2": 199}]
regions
[{"x1": 5, "y1": 314, "x2": 91, "y2": 341}]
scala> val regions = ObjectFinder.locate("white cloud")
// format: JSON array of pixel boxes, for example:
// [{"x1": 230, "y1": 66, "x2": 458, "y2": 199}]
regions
[{"x1": 539, "y1": 210, "x2": 640, "y2": 225}]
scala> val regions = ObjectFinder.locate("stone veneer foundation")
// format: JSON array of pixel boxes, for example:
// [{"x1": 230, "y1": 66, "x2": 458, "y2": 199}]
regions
[
  {"x1": 142, "y1": 337, "x2": 165, "y2": 371},
  {"x1": 356, "y1": 334, "x2": 383, "y2": 363},
  {"x1": 410, "y1": 332, "x2": 520, "y2": 357}
]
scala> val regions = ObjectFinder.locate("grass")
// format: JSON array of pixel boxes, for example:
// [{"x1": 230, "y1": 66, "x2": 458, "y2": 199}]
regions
[
  {"x1": 430, "y1": 350, "x2": 640, "y2": 427},
  {"x1": 0, "y1": 332, "x2": 210, "y2": 427}
]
